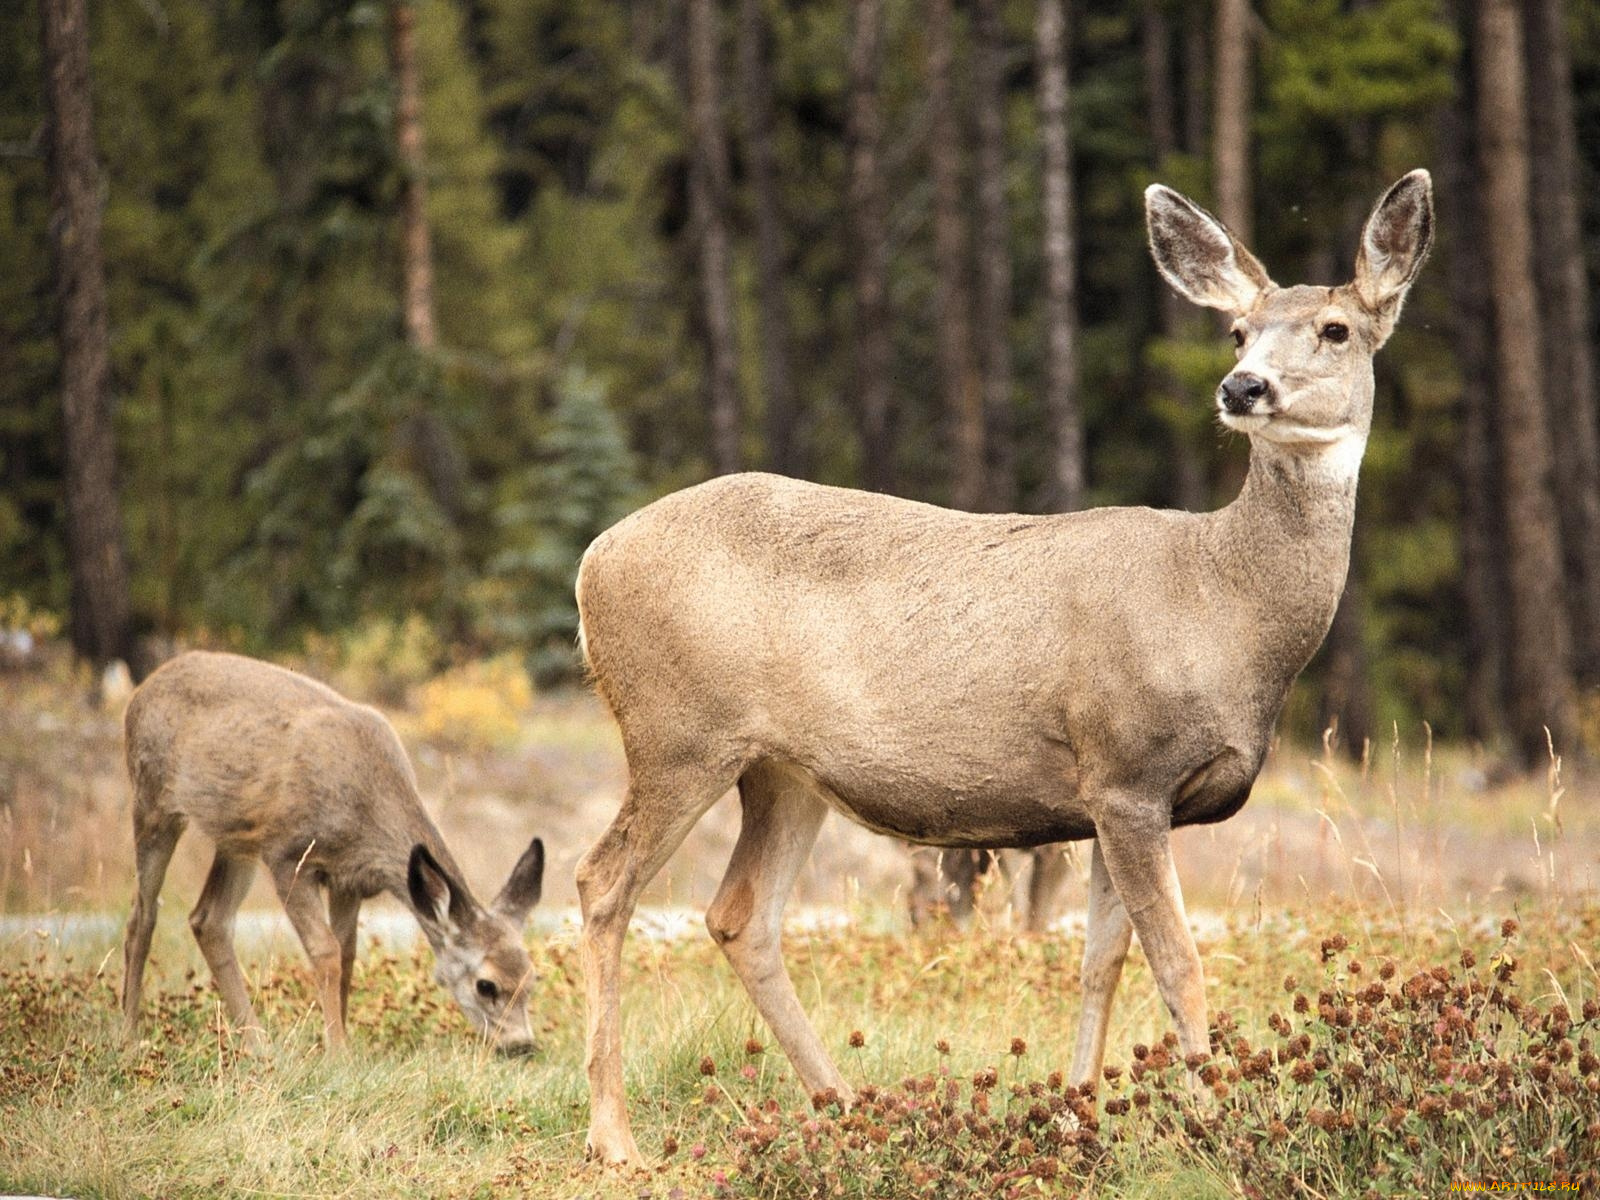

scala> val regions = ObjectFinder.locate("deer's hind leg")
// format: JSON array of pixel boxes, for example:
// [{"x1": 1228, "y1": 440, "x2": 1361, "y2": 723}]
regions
[
  {"x1": 189, "y1": 853, "x2": 261, "y2": 1042},
  {"x1": 122, "y1": 812, "x2": 184, "y2": 1038},
  {"x1": 577, "y1": 759, "x2": 734, "y2": 1166},
  {"x1": 706, "y1": 762, "x2": 847, "y2": 1102}
]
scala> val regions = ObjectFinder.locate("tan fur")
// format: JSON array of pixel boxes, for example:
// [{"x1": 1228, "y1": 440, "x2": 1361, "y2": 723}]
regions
[
  {"x1": 574, "y1": 172, "x2": 1433, "y2": 1165},
  {"x1": 120, "y1": 651, "x2": 545, "y2": 1054}
]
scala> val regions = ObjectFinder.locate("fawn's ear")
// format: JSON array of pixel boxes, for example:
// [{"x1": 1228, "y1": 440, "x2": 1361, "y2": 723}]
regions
[
  {"x1": 492, "y1": 837, "x2": 544, "y2": 925},
  {"x1": 407, "y1": 844, "x2": 479, "y2": 942},
  {"x1": 1145, "y1": 184, "x2": 1273, "y2": 315},
  {"x1": 1352, "y1": 169, "x2": 1433, "y2": 344}
]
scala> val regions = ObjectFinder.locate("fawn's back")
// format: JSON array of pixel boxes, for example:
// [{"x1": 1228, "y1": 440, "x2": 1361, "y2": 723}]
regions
[{"x1": 126, "y1": 652, "x2": 425, "y2": 890}]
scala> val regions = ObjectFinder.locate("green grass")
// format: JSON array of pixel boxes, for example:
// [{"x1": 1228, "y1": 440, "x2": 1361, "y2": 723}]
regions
[{"x1": 2, "y1": 904, "x2": 1597, "y2": 1198}]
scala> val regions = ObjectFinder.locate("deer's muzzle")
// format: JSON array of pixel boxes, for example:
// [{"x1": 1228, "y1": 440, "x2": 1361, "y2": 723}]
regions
[{"x1": 1218, "y1": 371, "x2": 1273, "y2": 415}]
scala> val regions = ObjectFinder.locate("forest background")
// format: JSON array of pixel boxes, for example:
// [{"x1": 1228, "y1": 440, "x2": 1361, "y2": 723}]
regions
[{"x1": 5, "y1": 0, "x2": 1600, "y2": 770}]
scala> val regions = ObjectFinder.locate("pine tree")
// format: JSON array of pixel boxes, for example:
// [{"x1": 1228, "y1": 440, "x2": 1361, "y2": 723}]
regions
[{"x1": 41, "y1": 0, "x2": 130, "y2": 667}]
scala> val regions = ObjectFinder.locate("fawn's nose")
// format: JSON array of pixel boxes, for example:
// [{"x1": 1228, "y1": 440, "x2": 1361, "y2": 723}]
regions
[
  {"x1": 1218, "y1": 372, "x2": 1273, "y2": 415},
  {"x1": 496, "y1": 1037, "x2": 538, "y2": 1059}
]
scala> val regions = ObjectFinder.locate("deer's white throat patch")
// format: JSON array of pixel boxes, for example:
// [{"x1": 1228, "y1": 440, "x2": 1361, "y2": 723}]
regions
[{"x1": 1221, "y1": 413, "x2": 1367, "y2": 480}]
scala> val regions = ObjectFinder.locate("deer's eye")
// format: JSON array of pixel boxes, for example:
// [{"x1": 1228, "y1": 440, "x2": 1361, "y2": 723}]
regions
[
  {"x1": 1320, "y1": 322, "x2": 1349, "y2": 344},
  {"x1": 476, "y1": 978, "x2": 500, "y2": 1001},
  {"x1": 1231, "y1": 327, "x2": 1246, "y2": 349}
]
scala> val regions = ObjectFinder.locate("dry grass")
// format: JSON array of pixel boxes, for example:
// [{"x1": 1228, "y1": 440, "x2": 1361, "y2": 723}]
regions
[{"x1": 2, "y1": 906, "x2": 1597, "y2": 1197}]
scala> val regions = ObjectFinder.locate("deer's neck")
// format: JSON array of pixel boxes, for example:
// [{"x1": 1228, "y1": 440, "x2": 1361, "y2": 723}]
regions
[
  {"x1": 1209, "y1": 431, "x2": 1365, "y2": 676},
  {"x1": 371, "y1": 799, "x2": 467, "y2": 905}
]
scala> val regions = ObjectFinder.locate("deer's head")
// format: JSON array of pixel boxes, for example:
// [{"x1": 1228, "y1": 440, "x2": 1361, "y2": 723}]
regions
[
  {"x1": 1145, "y1": 170, "x2": 1433, "y2": 454},
  {"x1": 407, "y1": 837, "x2": 545, "y2": 1055}
]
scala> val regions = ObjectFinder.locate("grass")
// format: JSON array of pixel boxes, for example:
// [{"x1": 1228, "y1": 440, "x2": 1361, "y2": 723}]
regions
[{"x1": 2, "y1": 904, "x2": 1598, "y2": 1197}]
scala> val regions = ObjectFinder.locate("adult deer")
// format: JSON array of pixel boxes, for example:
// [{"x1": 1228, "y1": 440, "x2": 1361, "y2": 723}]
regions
[
  {"x1": 574, "y1": 171, "x2": 1432, "y2": 1164},
  {"x1": 121, "y1": 651, "x2": 546, "y2": 1054}
]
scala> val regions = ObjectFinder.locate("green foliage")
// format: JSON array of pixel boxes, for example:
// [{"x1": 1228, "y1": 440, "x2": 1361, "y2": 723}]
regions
[
  {"x1": 484, "y1": 366, "x2": 640, "y2": 682},
  {"x1": 3, "y1": 0, "x2": 1592, "y2": 736}
]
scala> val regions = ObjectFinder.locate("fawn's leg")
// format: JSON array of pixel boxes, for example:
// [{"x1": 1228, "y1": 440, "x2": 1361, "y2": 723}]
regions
[
  {"x1": 328, "y1": 888, "x2": 362, "y2": 1028},
  {"x1": 1024, "y1": 845, "x2": 1074, "y2": 935},
  {"x1": 188, "y1": 852, "x2": 262, "y2": 1042},
  {"x1": 122, "y1": 814, "x2": 183, "y2": 1037},
  {"x1": 270, "y1": 855, "x2": 347, "y2": 1051}
]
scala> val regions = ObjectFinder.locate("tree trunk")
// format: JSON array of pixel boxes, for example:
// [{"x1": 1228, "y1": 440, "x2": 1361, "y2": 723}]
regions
[
  {"x1": 1212, "y1": 0, "x2": 1252, "y2": 241},
  {"x1": 1524, "y1": 0, "x2": 1600, "y2": 684},
  {"x1": 1473, "y1": 0, "x2": 1578, "y2": 763},
  {"x1": 1142, "y1": 1, "x2": 1176, "y2": 162},
  {"x1": 737, "y1": 0, "x2": 798, "y2": 477},
  {"x1": 846, "y1": 0, "x2": 894, "y2": 492},
  {"x1": 1438, "y1": 50, "x2": 1507, "y2": 745},
  {"x1": 972, "y1": 0, "x2": 1014, "y2": 512},
  {"x1": 1182, "y1": 11, "x2": 1208, "y2": 159},
  {"x1": 41, "y1": 0, "x2": 132, "y2": 669},
  {"x1": 1321, "y1": 536, "x2": 1375, "y2": 758},
  {"x1": 687, "y1": 0, "x2": 742, "y2": 475},
  {"x1": 388, "y1": 0, "x2": 467, "y2": 520},
  {"x1": 1036, "y1": 0, "x2": 1083, "y2": 511},
  {"x1": 389, "y1": 0, "x2": 437, "y2": 352},
  {"x1": 1143, "y1": 0, "x2": 1207, "y2": 512},
  {"x1": 927, "y1": 0, "x2": 984, "y2": 511}
]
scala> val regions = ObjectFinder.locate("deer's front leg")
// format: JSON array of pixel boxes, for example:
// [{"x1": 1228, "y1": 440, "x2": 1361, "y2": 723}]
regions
[
  {"x1": 1091, "y1": 801, "x2": 1209, "y2": 1080},
  {"x1": 271, "y1": 857, "x2": 347, "y2": 1051},
  {"x1": 1067, "y1": 839, "x2": 1133, "y2": 1088},
  {"x1": 328, "y1": 889, "x2": 362, "y2": 1028}
]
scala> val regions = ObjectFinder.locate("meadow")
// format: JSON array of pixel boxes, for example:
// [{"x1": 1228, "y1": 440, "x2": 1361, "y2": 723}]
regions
[{"x1": 2, "y1": 653, "x2": 1598, "y2": 1197}]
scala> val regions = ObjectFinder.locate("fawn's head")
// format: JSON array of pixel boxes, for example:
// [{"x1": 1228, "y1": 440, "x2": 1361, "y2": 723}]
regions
[
  {"x1": 1145, "y1": 170, "x2": 1433, "y2": 455},
  {"x1": 407, "y1": 837, "x2": 545, "y2": 1055}
]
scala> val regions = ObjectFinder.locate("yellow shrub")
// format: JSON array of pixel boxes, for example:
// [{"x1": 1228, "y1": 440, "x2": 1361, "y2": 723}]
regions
[
  {"x1": 303, "y1": 614, "x2": 440, "y2": 706},
  {"x1": 412, "y1": 655, "x2": 533, "y2": 750},
  {"x1": 0, "y1": 593, "x2": 62, "y2": 641}
]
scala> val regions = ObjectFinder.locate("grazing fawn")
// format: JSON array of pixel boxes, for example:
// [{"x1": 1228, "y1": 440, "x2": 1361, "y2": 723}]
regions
[{"x1": 121, "y1": 651, "x2": 546, "y2": 1054}]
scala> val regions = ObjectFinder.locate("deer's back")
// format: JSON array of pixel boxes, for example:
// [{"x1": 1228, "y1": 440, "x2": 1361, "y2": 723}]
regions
[{"x1": 577, "y1": 474, "x2": 1271, "y2": 833}]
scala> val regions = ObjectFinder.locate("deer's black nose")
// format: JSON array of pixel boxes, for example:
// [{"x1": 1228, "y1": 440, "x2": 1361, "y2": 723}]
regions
[{"x1": 1218, "y1": 372, "x2": 1272, "y2": 415}]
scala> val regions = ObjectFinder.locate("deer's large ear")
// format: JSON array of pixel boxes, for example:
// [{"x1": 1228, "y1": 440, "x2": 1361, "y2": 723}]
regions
[
  {"x1": 1352, "y1": 169, "x2": 1433, "y2": 341},
  {"x1": 491, "y1": 837, "x2": 544, "y2": 925},
  {"x1": 407, "y1": 844, "x2": 479, "y2": 943},
  {"x1": 1145, "y1": 184, "x2": 1272, "y2": 314}
]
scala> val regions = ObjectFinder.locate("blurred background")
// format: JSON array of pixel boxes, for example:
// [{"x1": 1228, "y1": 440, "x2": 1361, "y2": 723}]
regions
[{"x1": 4, "y1": 1, "x2": 1600, "y2": 768}]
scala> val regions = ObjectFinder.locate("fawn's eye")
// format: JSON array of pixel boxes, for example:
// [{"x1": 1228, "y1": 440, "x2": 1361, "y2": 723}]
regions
[
  {"x1": 1320, "y1": 322, "x2": 1349, "y2": 344},
  {"x1": 1231, "y1": 327, "x2": 1246, "y2": 349},
  {"x1": 476, "y1": 978, "x2": 500, "y2": 1001}
]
